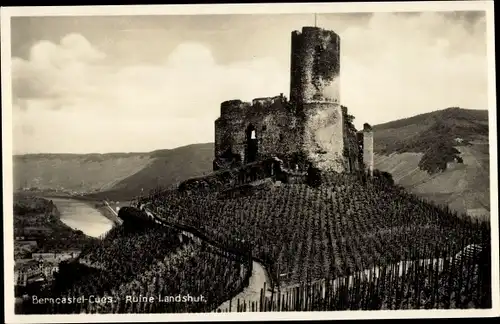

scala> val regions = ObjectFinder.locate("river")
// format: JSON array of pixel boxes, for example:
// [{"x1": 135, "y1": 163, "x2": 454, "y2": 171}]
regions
[{"x1": 47, "y1": 197, "x2": 114, "y2": 238}]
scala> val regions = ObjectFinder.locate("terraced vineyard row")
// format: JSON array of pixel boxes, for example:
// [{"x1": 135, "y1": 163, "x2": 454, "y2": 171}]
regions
[{"x1": 233, "y1": 245, "x2": 491, "y2": 311}]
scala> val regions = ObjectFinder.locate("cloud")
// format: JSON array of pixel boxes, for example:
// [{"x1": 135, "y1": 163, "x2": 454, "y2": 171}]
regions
[
  {"x1": 337, "y1": 12, "x2": 488, "y2": 128},
  {"x1": 12, "y1": 34, "x2": 106, "y2": 104},
  {"x1": 11, "y1": 12, "x2": 488, "y2": 154},
  {"x1": 12, "y1": 33, "x2": 289, "y2": 154}
]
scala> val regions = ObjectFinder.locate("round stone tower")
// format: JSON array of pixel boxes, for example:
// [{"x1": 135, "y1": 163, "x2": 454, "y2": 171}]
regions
[{"x1": 290, "y1": 26, "x2": 344, "y2": 172}]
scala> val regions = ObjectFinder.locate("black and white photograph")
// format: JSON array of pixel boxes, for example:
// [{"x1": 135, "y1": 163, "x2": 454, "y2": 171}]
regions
[{"x1": 2, "y1": 1, "x2": 498, "y2": 322}]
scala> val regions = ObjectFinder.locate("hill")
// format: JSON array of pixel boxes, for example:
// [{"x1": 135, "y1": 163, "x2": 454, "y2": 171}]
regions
[
  {"x1": 13, "y1": 143, "x2": 214, "y2": 200},
  {"x1": 146, "y1": 171, "x2": 490, "y2": 291},
  {"x1": 372, "y1": 107, "x2": 490, "y2": 218},
  {"x1": 103, "y1": 144, "x2": 214, "y2": 199}
]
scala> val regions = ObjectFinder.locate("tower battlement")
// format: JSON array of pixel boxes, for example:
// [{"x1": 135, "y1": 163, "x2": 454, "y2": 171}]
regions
[{"x1": 290, "y1": 26, "x2": 341, "y2": 107}]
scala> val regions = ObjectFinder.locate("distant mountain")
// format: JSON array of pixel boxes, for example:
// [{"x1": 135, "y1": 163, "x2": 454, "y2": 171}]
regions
[
  {"x1": 372, "y1": 107, "x2": 490, "y2": 218},
  {"x1": 100, "y1": 144, "x2": 215, "y2": 199},
  {"x1": 13, "y1": 143, "x2": 214, "y2": 201},
  {"x1": 13, "y1": 107, "x2": 491, "y2": 217}
]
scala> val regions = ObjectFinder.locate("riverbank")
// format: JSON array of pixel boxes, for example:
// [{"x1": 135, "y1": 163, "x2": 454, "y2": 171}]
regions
[
  {"x1": 13, "y1": 195, "x2": 98, "y2": 298},
  {"x1": 94, "y1": 200, "x2": 122, "y2": 225},
  {"x1": 96, "y1": 204, "x2": 121, "y2": 225}
]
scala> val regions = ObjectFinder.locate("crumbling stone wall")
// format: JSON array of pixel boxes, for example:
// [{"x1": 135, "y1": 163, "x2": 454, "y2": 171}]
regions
[
  {"x1": 214, "y1": 99, "x2": 250, "y2": 168},
  {"x1": 343, "y1": 106, "x2": 361, "y2": 173},
  {"x1": 182, "y1": 158, "x2": 283, "y2": 193},
  {"x1": 356, "y1": 132, "x2": 365, "y2": 168},
  {"x1": 362, "y1": 123, "x2": 374, "y2": 176},
  {"x1": 213, "y1": 95, "x2": 300, "y2": 171},
  {"x1": 301, "y1": 102, "x2": 344, "y2": 172}
]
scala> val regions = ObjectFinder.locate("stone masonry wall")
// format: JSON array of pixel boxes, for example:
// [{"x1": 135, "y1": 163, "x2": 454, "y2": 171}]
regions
[
  {"x1": 214, "y1": 95, "x2": 299, "y2": 170},
  {"x1": 301, "y1": 102, "x2": 345, "y2": 172},
  {"x1": 290, "y1": 27, "x2": 341, "y2": 105}
]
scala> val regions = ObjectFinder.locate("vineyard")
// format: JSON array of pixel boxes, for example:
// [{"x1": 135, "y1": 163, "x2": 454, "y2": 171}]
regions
[
  {"x1": 218, "y1": 238, "x2": 491, "y2": 311},
  {"x1": 145, "y1": 171, "x2": 489, "y2": 289},
  {"x1": 19, "y1": 219, "x2": 251, "y2": 314},
  {"x1": 142, "y1": 170, "x2": 491, "y2": 311}
]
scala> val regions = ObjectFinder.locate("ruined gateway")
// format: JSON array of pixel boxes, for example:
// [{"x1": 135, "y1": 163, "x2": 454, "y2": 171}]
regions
[{"x1": 213, "y1": 26, "x2": 374, "y2": 175}]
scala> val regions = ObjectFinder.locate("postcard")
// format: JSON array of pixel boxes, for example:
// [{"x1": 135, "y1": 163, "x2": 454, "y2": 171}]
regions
[{"x1": 2, "y1": 1, "x2": 498, "y2": 323}]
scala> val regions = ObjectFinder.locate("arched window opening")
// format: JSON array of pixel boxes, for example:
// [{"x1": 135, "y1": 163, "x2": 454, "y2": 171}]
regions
[{"x1": 245, "y1": 124, "x2": 258, "y2": 164}]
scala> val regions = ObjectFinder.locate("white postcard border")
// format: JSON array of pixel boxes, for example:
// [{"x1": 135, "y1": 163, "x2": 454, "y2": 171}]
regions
[{"x1": 2, "y1": 1, "x2": 498, "y2": 323}]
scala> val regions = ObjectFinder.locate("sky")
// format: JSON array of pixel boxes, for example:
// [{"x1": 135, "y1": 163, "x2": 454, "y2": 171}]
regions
[{"x1": 9, "y1": 11, "x2": 490, "y2": 154}]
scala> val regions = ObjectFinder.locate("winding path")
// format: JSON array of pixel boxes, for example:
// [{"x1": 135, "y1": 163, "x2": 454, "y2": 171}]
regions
[
  {"x1": 116, "y1": 201, "x2": 274, "y2": 311},
  {"x1": 217, "y1": 261, "x2": 272, "y2": 312}
]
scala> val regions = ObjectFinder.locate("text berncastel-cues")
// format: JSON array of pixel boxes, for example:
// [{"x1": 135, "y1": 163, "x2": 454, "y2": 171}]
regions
[{"x1": 30, "y1": 294, "x2": 207, "y2": 305}]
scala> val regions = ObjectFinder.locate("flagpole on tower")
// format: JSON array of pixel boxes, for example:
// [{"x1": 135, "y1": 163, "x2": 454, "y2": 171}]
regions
[{"x1": 314, "y1": 13, "x2": 317, "y2": 27}]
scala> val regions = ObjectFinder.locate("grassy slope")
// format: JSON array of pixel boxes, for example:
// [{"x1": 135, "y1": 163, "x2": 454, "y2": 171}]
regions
[
  {"x1": 372, "y1": 107, "x2": 488, "y2": 154},
  {"x1": 373, "y1": 107, "x2": 490, "y2": 218}
]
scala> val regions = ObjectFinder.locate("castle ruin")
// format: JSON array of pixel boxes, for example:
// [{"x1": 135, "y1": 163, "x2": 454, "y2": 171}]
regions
[{"x1": 213, "y1": 26, "x2": 373, "y2": 175}]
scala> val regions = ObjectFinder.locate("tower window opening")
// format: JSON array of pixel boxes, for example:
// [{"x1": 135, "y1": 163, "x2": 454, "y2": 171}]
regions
[{"x1": 251, "y1": 130, "x2": 256, "y2": 139}]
